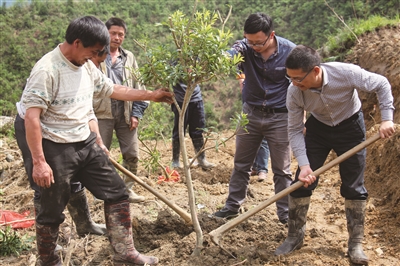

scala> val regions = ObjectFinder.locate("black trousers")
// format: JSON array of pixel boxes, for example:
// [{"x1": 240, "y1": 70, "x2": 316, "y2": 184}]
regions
[
  {"x1": 14, "y1": 115, "x2": 128, "y2": 226},
  {"x1": 291, "y1": 111, "x2": 368, "y2": 200},
  {"x1": 171, "y1": 100, "x2": 206, "y2": 140}
]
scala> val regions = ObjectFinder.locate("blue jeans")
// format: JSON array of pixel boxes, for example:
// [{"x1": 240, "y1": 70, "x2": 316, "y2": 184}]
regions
[{"x1": 252, "y1": 139, "x2": 269, "y2": 173}]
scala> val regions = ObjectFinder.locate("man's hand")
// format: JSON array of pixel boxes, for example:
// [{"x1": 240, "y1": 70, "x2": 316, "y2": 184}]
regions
[
  {"x1": 130, "y1": 116, "x2": 139, "y2": 130},
  {"x1": 298, "y1": 164, "x2": 316, "y2": 188},
  {"x1": 379, "y1": 120, "x2": 395, "y2": 138},
  {"x1": 151, "y1": 88, "x2": 174, "y2": 104},
  {"x1": 32, "y1": 161, "x2": 54, "y2": 188}
]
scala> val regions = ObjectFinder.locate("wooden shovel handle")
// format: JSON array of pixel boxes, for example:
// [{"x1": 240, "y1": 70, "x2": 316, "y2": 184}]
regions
[
  {"x1": 209, "y1": 132, "x2": 381, "y2": 245},
  {"x1": 109, "y1": 157, "x2": 193, "y2": 225}
]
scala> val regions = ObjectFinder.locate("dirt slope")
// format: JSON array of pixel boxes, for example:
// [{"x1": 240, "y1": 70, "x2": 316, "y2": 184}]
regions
[{"x1": 1, "y1": 25, "x2": 399, "y2": 265}]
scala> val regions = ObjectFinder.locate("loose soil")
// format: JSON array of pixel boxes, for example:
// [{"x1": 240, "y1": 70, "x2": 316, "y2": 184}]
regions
[{"x1": 1, "y1": 25, "x2": 399, "y2": 266}]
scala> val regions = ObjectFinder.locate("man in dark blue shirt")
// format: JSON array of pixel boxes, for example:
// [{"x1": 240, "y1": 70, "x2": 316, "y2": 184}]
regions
[{"x1": 212, "y1": 12, "x2": 295, "y2": 224}]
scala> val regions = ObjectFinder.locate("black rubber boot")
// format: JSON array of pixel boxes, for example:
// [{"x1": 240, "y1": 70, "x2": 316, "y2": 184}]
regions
[
  {"x1": 67, "y1": 189, "x2": 107, "y2": 236},
  {"x1": 104, "y1": 200, "x2": 159, "y2": 266},
  {"x1": 345, "y1": 199, "x2": 369, "y2": 265},
  {"x1": 192, "y1": 137, "x2": 215, "y2": 170},
  {"x1": 275, "y1": 196, "x2": 310, "y2": 255},
  {"x1": 171, "y1": 139, "x2": 181, "y2": 169},
  {"x1": 36, "y1": 223, "x2": 61, "y2": 266}
]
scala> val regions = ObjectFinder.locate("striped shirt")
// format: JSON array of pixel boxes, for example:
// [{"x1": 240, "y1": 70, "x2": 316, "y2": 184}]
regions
[
  {"x1": 287, "y1": 62, "x2": 394, "y2": 166},
  {"x1": 20, "y1": 45, "x2": 114, "y2": 143}
]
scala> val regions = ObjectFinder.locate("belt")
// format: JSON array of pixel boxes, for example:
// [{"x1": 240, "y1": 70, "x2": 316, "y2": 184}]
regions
[
  {"x1": 252, "y1": 105, "x2": 288, "y2": 113},
  {"x1": 333, "y1": 110, "x2": 361, "y2": 127}
]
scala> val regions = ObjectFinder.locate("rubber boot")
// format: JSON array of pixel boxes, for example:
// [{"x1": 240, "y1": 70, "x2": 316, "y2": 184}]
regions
[
  {"x1": 104, "y1": 200, "x2": 159, "y2": 266},
  {"x1": 123, "y1": 159, "x2": 145, "y2": 203},
  {"x1": 192, "y1": 137, "x2": 215, "y2": 170},
  {"x1": 171, "y1": 139, "x2": 181, "y2": 169},
  {"x1": 275, "y1": 196, "x2": 310, "y2": 255},
  {"x1": 34, "y1": 200, "x2": 63, "y2": 252},
  {"x1": 345, "y1": 199, "x2": 369, "y2": 265},
  {"x1": 36, "y1": 223, "x2": 61, "y2": 266},
  {"x1": 66, "y1": 189, "x2": 107, "y2": 236}
]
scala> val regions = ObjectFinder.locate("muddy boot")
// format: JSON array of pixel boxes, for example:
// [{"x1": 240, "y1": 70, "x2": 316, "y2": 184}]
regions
[
  {"x1": 275, "y1": 196, "x2": 310, "y2": 255},
  {"x1": 345, "y1": 199, "x2": 369, "y2": 265},
  {"x1": 67, "y1": 189, "x2": 107, "y2": 236},
  {"x1": 192, "y1": 137, "x2": 215, "y2": 170},
  {"x1": 171, "y1": 139, "x2": 181, "y2": 169},
  {"x1": 36, "y1": 223, "x2": 61, "y2": 266},
  {"x1": 34, "y1": 200, "x2": 63, "y2": 252},
  {"x1": 104, "y1": 200, "x2": 159, "y2": 266},
  {"x1": 123, "y1": 159, "x2": 145, "y2": 203}
]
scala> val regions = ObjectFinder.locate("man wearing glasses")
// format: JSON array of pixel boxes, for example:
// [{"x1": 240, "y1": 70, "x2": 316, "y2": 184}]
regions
[
  {"x1": 276, "y1": 45, "x2": 395, "y2": 264},
  {"x1": 211, "y1": 12, "x2": 295, "y2": 224}
]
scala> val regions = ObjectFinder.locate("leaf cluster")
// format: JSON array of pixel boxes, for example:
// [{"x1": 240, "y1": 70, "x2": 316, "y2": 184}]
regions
[
  {"x1": 130, "y1": 9, "x2": 243, "y2": 90},
  {"x1": 0, "y1": 226, "x2": 33, "y2": 257}
]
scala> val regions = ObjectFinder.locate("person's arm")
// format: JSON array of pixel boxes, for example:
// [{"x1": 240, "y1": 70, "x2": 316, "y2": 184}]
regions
[
  {"x1": 130, "y1": 101, "x2": 149, "y2": 130},
  {"x1": 286, "y1": 87, "x2": 316, "y2": 188},
  {"x1": 88, "y1": 119, "x2": 110, "y2": 156},
  {"x1": 110, "y1": 84, "x2": 173, "y2": 103},
  {"x1": 353, "y1": 66, "x2": 395, "y2": 138},
  {"x1": 24, "y1": 107, "x2": 54, "y2": 188}
]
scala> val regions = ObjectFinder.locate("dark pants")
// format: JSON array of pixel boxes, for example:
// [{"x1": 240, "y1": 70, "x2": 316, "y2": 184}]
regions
[
  {"x1": 14, "y1": 115, "x2": 128, "y2": 226},
  {"x1": 291, "y1": 111, "x2": 368, "y2": 200},
  {"x1": 171, "y1": 100, "x2": 205, "y2": 140},
  {"x1": 14, "y1": 115, "x2": 82, "y2": 200}
]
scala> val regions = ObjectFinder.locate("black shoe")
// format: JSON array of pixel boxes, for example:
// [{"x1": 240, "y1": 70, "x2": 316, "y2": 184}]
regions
[{"x1": 211, "y1": 208, "x2": 239, "y2": 219}]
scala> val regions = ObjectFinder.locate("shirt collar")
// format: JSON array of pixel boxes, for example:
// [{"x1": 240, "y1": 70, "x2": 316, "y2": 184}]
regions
[{"x1": 310, "y1": 65, "x2": 328, "y2": 93}]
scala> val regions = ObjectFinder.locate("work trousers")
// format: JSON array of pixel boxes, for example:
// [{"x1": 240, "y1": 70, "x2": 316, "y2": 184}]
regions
[
  {"x1": 15, "y1": 114, "x2": 128, "y2": 226},
  {"x1": 225, "y1": 102, "x2": 292, "y2": 220},
  {"x1": 171, "y1": 100, "x2": 205, "y2": 140},
  {"x1": 98, "y1": 100, "x2": 139, "y2": 165},
  {"x1": 291, "y1": 111, "x2": 368, "y2": 200},
  {"x1": 14, "y1": 115, "x2": 83, "y2": 200}
]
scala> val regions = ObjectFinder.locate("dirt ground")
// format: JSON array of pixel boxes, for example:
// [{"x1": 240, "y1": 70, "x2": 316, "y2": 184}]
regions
[{"x1": 1, "y1": 26, "x2": 399, "y2": 266}]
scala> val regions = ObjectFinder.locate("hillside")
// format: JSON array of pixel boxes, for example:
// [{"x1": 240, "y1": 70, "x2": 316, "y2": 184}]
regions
[{"x1": 1, "y1": 25, "x2": 400, "y2": 266}]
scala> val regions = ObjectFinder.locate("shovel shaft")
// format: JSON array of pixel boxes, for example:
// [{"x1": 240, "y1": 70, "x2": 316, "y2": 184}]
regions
[
  {"x1": 109, "y1": 157, "x2": 193, "y2": 225},
  {"x1": 209, "y1": 132, "x2": 381, "y2": 245}
]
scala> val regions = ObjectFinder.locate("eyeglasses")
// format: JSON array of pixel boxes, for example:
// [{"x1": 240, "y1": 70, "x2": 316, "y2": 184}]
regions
[
  {"x1": 285, "y1": 67, "x2": 314, "y2": 83},
  {"x1": 245, "y1": 34, "x2": 270, "y2": 48}
]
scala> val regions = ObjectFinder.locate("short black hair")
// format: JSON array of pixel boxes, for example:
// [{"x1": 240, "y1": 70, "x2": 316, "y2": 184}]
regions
[
  {"x1": 244, "y1": 12, "x2": 273, "y2": 35},
  {"x1": 65, "y1": 16, "x2": 109, "y2": 47},
  {"x1": 285, "y1": 45, "x2": 321, "y2": 72},
  {"x1": 105, "y1": 17, "x2": 127, "y2": 33},
  {"x1": 98, "y1": 45, "x2": 110, "y2": 57}
]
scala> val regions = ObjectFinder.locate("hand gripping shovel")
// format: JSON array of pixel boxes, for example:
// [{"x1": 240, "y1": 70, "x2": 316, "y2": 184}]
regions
[
  {"x1": 109, "y1": 157, "x2": 193, "y2": 225},
  {"x1": 209, "y1": 132, "x2": 381, "y2": 246}
]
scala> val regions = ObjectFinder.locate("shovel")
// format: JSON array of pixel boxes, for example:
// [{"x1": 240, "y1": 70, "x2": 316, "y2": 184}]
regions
[
  {"x1": 209, "y1": 132, "x2": 381, "y2": 246},
  {"x1": 109, "y1": 157, "x2": 193, "y2": 225}
]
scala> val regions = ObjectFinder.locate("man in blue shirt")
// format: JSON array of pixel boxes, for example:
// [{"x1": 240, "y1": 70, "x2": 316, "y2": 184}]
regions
[{"x1": 212, "y1": 13, "x2": 295, "y2": 224}]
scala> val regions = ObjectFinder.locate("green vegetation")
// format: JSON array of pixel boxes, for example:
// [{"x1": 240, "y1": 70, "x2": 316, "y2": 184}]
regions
[
  {"x1": 321, "y1": 15, "x2": 400, "y2": 61},
  {"x1": 0, "y1": 0, "x2": 399, "y2": 127},
  {"x1": 0, "y1": 226, "x2": 33, "y2": 256}
]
